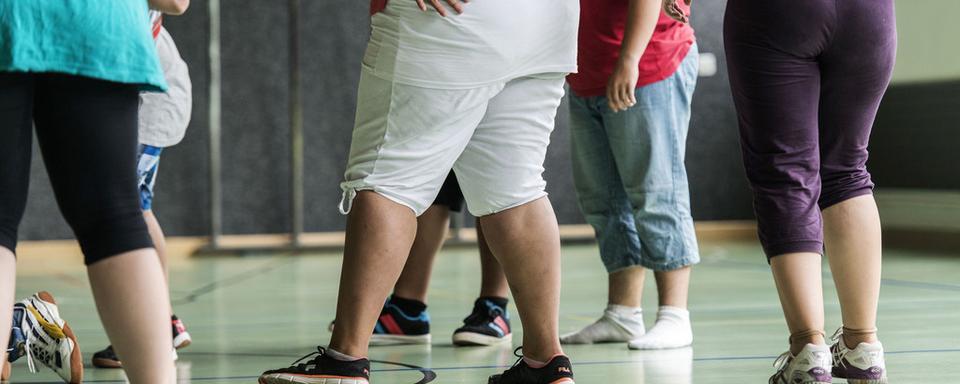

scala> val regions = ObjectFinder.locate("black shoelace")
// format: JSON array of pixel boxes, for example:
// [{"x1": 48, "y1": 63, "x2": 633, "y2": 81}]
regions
[
  {"x1": 288, "y1": 346, "x2": 327, "y2": 370},
  {"x1": 463, "y1": 304, "x2": 505, "y2": 326},
  {"x1": 507, "y1": 346, "x2": 525, "y2": 369}
]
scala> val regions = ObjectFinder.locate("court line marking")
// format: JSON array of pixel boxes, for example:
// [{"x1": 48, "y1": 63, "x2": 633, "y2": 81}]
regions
[
  {"x1": 704, "y1": 258, "x2": 960, "y2": 293},
  {"x1": 170, "y1": 257, "x2": 296, "y2": 306},
  {"x1": 13, "y1": 347, "x2": 959, "y2": 382}
]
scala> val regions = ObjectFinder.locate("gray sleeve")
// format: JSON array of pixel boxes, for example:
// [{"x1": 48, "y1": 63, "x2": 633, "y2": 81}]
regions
[{"x1": 139, "y1": 27, "x2": 193, "y2": 148}]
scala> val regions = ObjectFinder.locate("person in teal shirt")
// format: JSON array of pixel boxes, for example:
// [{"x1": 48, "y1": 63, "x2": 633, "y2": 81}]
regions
[{"x1": 0, "y1": 0, "x2": 189, "y2": 383}]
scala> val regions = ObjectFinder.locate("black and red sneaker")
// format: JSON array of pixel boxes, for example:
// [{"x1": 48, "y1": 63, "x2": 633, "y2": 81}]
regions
[
  {"x1": 259, "y1": 347, "x2": 370, "y2": 384},
  {"x1": 171, "y1": 314, "x2": 192, "y2": 349},
  {"x1": 488, "y1": 347, "x2": 575, "y2": 384},
  {"x1": 453, "y1": 297, "x2": 512, "y2": 346}
]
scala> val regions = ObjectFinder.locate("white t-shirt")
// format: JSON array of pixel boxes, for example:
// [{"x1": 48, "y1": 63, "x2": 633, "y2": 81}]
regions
[
  {"x1": 364, "y1": 0, "x2": 579, "y2": 89},
  {"x1": 139, "y1": 26, "x2": 192, "y2": 147}
]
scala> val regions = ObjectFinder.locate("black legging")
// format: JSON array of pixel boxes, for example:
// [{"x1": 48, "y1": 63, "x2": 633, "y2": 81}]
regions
[{"x1": 0, "y1": 73, "x2": 153, "y2": 264}]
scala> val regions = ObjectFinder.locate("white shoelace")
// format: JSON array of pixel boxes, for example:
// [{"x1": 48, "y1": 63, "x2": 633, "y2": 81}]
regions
[
  {"x1": 830, "y1": 328, "x2": 850, "y2": 369},
  {"x1": 23, "y1": 337, "x2": 37, "y2": 374},
  {"x1": 772, "y1": 351, "x2": 792, "y2": 371}
]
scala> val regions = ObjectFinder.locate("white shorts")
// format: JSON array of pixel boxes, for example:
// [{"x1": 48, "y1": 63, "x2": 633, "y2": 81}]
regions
[{"x1": 340, "y1": 70, "x2": 566, "y2": 217}]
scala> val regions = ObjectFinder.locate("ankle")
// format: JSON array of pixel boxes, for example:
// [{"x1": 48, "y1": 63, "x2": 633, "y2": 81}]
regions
[
  {"x1": 326, "y1": 347, "x2": 364, "y2": 362},
  {"x1": 478, "y1": 296, "x2": 509, "y2": 308},
  {"x1": 840, "y1": 332, "x2": 879, "y2": 349},
  {"x1": 327, "y1": 341, "x2": 367, "y2": 360},
  {"x1": 605, "y1": 304, "x2": 642, "y2": 317},
  {"x1": 522, "y1": 344, "x2": 564, "y2": 364},
  {"x1": 789, "y1": 329, "x2": 826, "y2": 355},
  {"x1": 388, "y1": 294, "x2": 427, "y2": 315}
]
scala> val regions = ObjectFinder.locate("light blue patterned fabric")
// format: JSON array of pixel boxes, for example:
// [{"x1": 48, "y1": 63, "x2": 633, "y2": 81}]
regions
[{"x1": 569, "y1": 44, "x2": 701, "y2": 272}]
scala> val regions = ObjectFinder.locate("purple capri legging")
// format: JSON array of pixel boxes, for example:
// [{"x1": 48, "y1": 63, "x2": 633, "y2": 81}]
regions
[{"x1": 723, "y1": 0, "x2": 897, "y2": 258}]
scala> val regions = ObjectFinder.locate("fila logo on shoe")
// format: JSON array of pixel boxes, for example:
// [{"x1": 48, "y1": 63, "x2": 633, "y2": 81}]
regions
[{"x1": 558, "y1": 366, "x2": 571, "y2": 374}]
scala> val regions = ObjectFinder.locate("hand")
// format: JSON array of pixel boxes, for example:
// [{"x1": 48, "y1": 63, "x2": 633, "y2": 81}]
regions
[
  {"x1": 663, "y1": 0, "x2": 691, "y2": 23},
  {"x1": 415, "y1": 0, "x2": 468, "y2": 17},
  {"x1": 607, "y1": 57, "x2": 640, "y2": 113},
  {"x1": 148, "y1": 0, "x2": 189, "y2": 15}
]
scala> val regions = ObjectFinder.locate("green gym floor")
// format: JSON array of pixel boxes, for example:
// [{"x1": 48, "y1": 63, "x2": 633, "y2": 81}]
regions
[{"x1": 8, "y1": 239, "x2": 960, "y2": 383}]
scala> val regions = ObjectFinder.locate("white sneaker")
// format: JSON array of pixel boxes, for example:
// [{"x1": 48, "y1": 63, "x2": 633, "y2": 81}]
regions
[
  {"x1": 769, "y1": 344, "x2": 832, "y2": 384},
  {"x1": 830, "y1": 328, "x2": 887, "y2": 384},
  {"x1": 16, "y1": 292, "x2": 83, "y2": 384}
]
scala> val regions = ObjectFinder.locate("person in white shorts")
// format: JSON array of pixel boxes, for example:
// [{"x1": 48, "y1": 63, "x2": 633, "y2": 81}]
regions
[
  {"x1": 259, "y1": 1, "x2": 579, "y2": 383},
  {"x1": 91, "y1": 9, "x2": 194, "y2": 369}
]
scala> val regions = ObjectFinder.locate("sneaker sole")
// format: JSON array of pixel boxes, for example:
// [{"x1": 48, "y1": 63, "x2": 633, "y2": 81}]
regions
[
  {"x1": 92, "y1": 356, "x2": 124, "y2": 369},
  {"x1": 452, "y1": 332, "x2": 512, "y2": 347},
  {"x1": 35, "y1": 292, "x2": 84, "y2": 384},
  {"x1": 259, "y1": 374, "x2": 369, "y2": 384},
  {"x1": 770, "y1": 378, "x2": 830, "y2": 384},
  {"x1": 369, "y1": 333, "x2": 431, "y2": 346},
  {"x1": 843, "y1": 379, "x2": 888, "y2": 384},
  {"x1": 174, "y1": 331, "x2": 193, "y2": 349}
]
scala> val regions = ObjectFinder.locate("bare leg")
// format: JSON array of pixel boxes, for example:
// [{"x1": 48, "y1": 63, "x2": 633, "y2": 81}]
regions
[
  {"x1": 608, "y1": 267, "x2": 645, "y2": 308},
  {"x1": 823, "y1": 195, "x2": 882, "y2": 347},
  {"x1": 0, "y1": 248, "x2": 14, "y2": 364},
  {"x1": 143, "y1": 210, "x2": 174, "y2": 315},
  {"x1": 479, "y1": 197, "x2": 563, "y2": 362},
  {"x1": 143, "y1": 211, "x2": 168, "y2": 281},
  {"x1": 626, "y1": 266, "x2": 696, "y2": 350},
  {"x1": 88, "y1": 249, "x2": 174, "y2": 383},
  {"x1": 770, "y1": 253, "x2": 826, "y2": 354},
  {"x1": 392, "y1": 205, "x2": 450, "y2": 303},
  {"x1": 654, "y1": 266, "x2": 690, "y2": 309},
  {"x1": 476, "y1": 220, "x2": 509, "y2": 299},
  {"x1": 329, "y1": 192, "x2": 417, "y2": 357}
]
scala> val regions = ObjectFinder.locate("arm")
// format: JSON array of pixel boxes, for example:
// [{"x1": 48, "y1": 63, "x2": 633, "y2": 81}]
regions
[
  {"x1": 415, "y1": 0, "x2": 468, "y2": 17},
  {"x1": 607, "y1": 0, "x2": 661, "y2": 112},
  {"x1": 148, "y1": 0, "x2": 190, "y2": 15}
]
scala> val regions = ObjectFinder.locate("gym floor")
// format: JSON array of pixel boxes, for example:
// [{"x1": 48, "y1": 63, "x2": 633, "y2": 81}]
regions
[{"x1": 8, "y1": 239, "x2": 960, "y2": 383}]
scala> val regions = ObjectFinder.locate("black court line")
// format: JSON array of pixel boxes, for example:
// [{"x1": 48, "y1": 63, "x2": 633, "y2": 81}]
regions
[
  {"x1": 369, "y1": 359, "x2": 437, "y2": 383},
  {"x1": 13, "y1": 347, "x2": 960, "y2": 383},
  {"x1": 170, "y1": 257, "x2": 295, "y2": 306},
  {"x1": 879, "y1": 278, "x2": 960, "y2": 292}
]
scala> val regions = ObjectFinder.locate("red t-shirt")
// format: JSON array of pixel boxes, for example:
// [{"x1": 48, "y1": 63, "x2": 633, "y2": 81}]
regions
[{"x1": 567, "y1": 0, "x2": 695, "y2": 97}]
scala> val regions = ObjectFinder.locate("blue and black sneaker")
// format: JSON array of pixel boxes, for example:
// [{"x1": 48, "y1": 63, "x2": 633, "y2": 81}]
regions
[
  {"x1": 453, "y1": 297, "x2": 513, "y2": 346},
  {"x1": 328, "y1": 295, "x2": 431, "y2": 346}
]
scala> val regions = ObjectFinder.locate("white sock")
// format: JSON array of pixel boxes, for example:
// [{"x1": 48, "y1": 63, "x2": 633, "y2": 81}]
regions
[
  {"x1": 326, "y1": 348, "x2": 363, "y2": 362},
  {"x1": 628, "y1": 306, "x2": 693, "y2": 350},
  {"x1": 561, "y1": 305, "x2": 644, "y2": 344},
  {"x1": 522, "y1": 356, "x2": 548, "y2": 369}
]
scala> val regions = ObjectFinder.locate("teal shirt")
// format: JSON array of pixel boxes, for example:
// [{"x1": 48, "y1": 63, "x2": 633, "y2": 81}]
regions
[{"x1": 0, "y1": 0, "x2": 167, "y2": 91}]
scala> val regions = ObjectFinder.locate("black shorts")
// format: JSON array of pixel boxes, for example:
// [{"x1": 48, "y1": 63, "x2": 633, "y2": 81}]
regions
[{"x1": 432, "y1": 172, "x2": 464, "y2": 212}]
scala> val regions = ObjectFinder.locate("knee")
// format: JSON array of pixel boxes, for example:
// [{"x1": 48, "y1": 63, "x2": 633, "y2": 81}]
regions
[
  {"x1": 59, "y1": 199, "x2": 152, "y2": 265},
  {"x1": 819, "y1": 168, "x2": 873, "y2": 209}
]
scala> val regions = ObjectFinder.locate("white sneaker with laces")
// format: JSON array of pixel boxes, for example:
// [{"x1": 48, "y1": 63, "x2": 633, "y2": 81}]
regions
[
  {"x1": 830, "y1": 328, "x2": 887, "y2": 384},
  {"x1": 769, "y1": 344, "x2": 832, "y2": 384},
  {"x1": 17, "y1": 292, "x2": 83, "y2": 384}
]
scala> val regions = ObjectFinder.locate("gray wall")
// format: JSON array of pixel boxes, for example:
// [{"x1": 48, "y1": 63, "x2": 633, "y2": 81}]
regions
[{"x1": 20, "y1": 1, "x2": 754, "y2": 241}]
